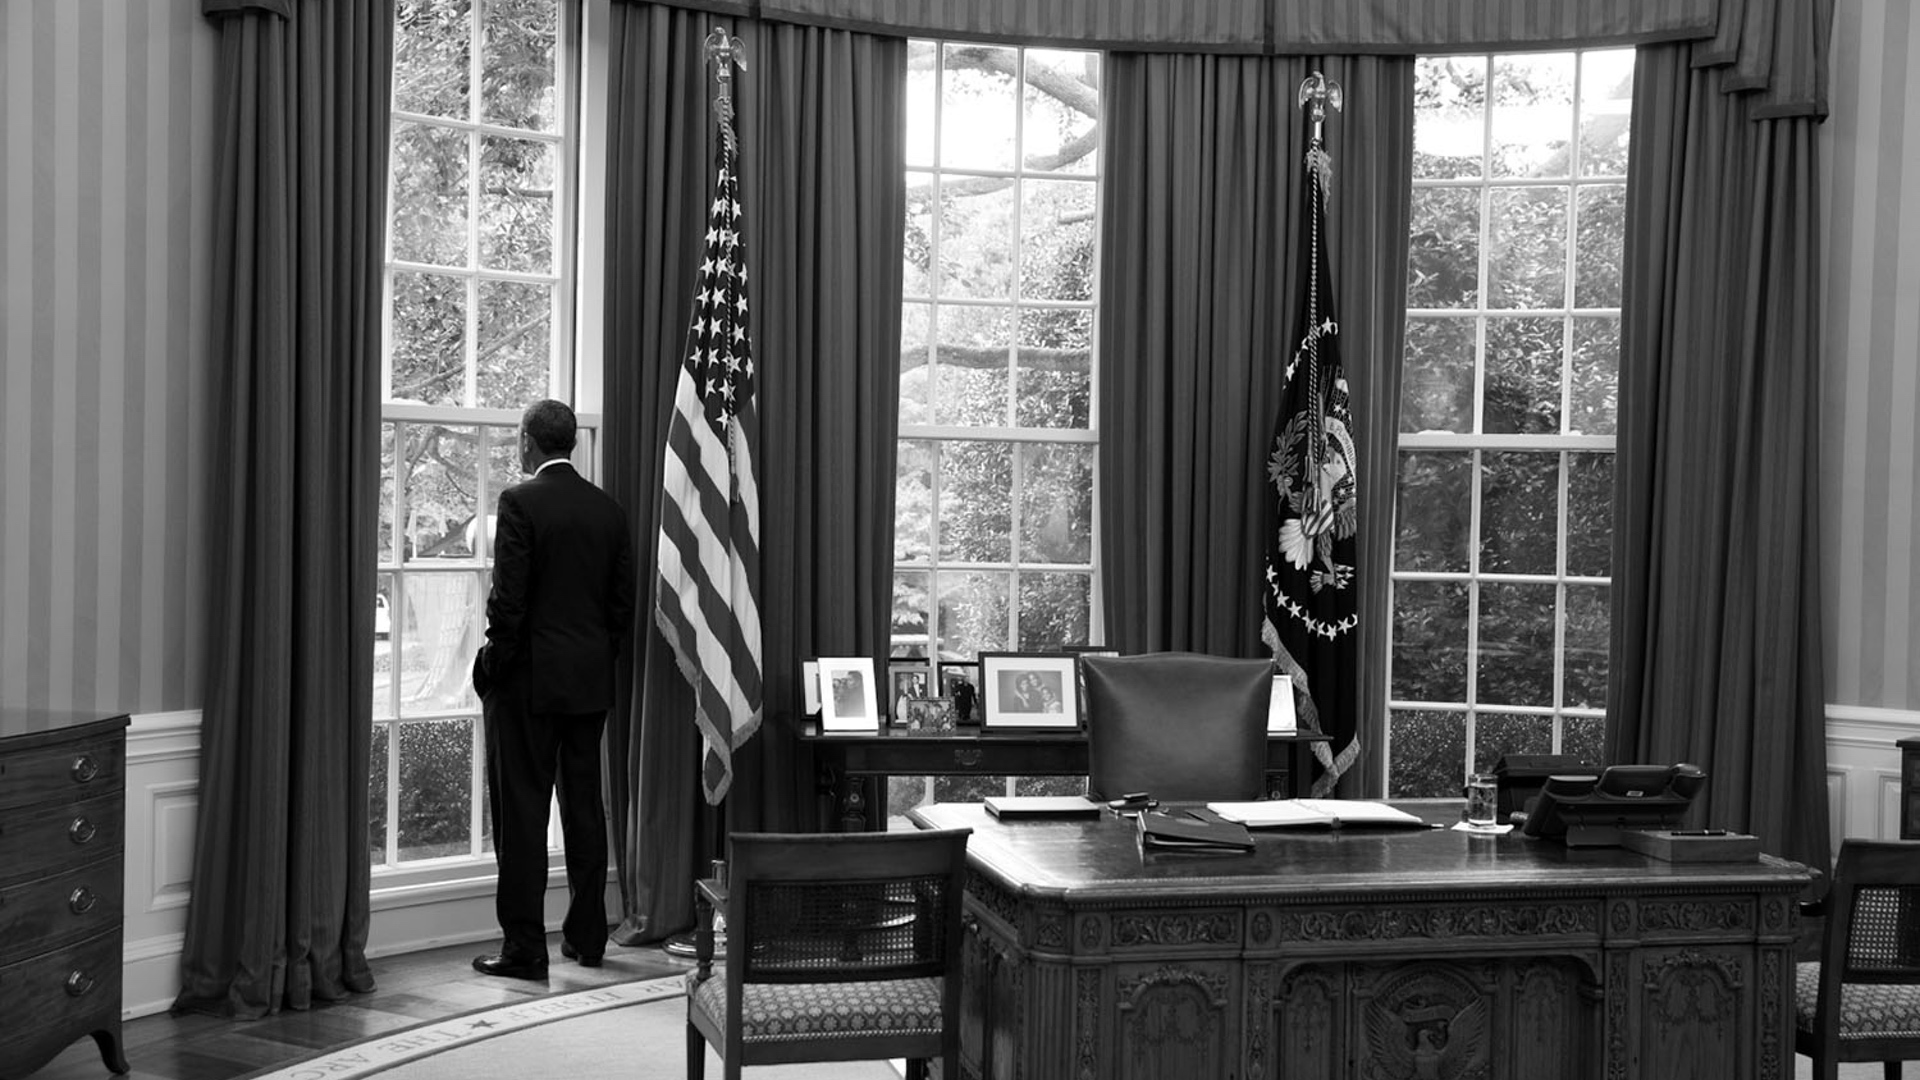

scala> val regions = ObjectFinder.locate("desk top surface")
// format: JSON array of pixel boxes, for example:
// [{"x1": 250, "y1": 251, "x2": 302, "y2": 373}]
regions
[
  {"x1": 798, "y1": 722, "x2": 1327, "y2": 744},
  {"x1": 910, "y1": 801, "x2": 1811, "y2": 904}
]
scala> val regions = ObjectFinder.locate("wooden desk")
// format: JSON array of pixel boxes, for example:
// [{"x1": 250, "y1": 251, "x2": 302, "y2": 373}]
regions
[
  {"x1": 910, "y1": 801, "x2": 1811, "y2": 1080},
  {"x1": 798, "y1": 724, "x2": 1327, "y2": 831}
]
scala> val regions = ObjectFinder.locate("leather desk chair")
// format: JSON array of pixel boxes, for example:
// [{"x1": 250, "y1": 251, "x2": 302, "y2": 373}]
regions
[{"x1": 1081, "y1": 652, "x2": 1272, "y2": 802}]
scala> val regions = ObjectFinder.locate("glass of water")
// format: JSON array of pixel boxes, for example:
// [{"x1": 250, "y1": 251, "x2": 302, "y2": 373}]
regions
[{"x1": 1464, "y1": 772, "x2": 1500, "y2": 827}]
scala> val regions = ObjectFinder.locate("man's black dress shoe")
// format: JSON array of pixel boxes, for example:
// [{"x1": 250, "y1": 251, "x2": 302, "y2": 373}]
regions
[
  {"x1": 472, "y1": 952, "x2": 548, "y2": 980},
  {"x1": 561, "y1": 941, "x2": 603, "y2": 968}
]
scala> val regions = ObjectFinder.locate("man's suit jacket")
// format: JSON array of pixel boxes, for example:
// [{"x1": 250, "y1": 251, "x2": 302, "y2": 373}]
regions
[{"x1": 472, "y1": 462, "x2": 635, "y2": 714}]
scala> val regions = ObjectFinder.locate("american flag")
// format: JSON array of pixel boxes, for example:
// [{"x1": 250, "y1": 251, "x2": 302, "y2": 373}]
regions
[
  {"x1": 655, "y1": 121, "x2": 763, "y2": 805},
  {"x1": 1262, "y1": 97, "x2": 1360, "y2": 796}
]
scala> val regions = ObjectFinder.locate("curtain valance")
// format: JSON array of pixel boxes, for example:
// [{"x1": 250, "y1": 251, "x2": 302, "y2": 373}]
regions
[{"x1": 645, "y1": 0, "x2": 1831, "y2": 117}]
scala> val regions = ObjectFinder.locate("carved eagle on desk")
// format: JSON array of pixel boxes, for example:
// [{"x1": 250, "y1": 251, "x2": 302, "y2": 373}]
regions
[{"x1": 1364, "y1": 996, "x2": 1489, "y2": 1080}]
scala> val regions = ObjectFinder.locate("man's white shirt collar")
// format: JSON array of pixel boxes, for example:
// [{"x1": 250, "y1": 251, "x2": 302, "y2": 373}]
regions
[{"x1": 534, "y1": 458, "x2": 572, "y2": 476}]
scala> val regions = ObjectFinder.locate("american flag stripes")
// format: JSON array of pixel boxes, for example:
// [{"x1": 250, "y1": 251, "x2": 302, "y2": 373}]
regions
[
  {"x1": 656, "y1": 123, "x2": 763, "y2": 805},
  {"x1": 1262, "y1": 89, "x2": 1361, "y2": 797}
]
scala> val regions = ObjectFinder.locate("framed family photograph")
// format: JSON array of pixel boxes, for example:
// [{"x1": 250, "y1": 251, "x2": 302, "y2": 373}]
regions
[
  {"x1": 937, "y1": 662, "x2": 980, "y2": 725},
  {"x1": 1062, "y1": 645, "x2": 1119, "y2": 725},
  {"x1": 979, "y1": 652, "x2": 1080, "y2": 730},
  {"x1": 817, "y1": 656, "x2": 879, "y2": 732},
  {"x1": 887, "y1": 660, "x2": 935, "y2": 728},
  {"x1": 901, "y1": 697, "x2": 958, "y2": 736}
]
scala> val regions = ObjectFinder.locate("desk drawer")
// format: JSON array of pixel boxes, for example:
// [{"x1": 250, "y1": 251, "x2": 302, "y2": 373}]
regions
[
  {"x1": 0, "y1": 929, "x2": 123, "y2": 1071},
  {"x1": 0, "y1": 731, "x2": 123, "y2": 813},
  {"x1": 0, "y1": 859, "x2": 124, "y2": 965},
  {"x1": 0, "y1": 792, "x2": 124, "y2": 887}
]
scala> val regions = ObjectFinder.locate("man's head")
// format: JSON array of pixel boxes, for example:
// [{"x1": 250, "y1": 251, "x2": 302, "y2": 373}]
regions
[{"x1": 519, "y1": 399, "x2": 577, "y2": 473}]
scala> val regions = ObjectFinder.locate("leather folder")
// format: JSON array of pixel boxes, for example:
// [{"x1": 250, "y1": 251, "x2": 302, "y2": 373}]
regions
[{"x1": 1135, "y1": 808, "x2": 1255, "y2": 852}]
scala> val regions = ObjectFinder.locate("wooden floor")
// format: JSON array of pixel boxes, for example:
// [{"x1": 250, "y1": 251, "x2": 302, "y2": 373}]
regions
[{"x1": 28, "y1": 936, "x2": 689, "y2": 1080}]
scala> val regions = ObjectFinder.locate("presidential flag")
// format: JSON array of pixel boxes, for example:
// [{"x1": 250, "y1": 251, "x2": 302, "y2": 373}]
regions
[
  {"x1": 656, "y1": 119, "x2": 763, "y2": 805},
  {"x1": 1261, "y1": 105, "x2": 1360, "y2": 797}
]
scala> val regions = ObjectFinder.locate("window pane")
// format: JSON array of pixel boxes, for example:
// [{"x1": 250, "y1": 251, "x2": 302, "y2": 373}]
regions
[
  {"x1": 485, "y1": 425, "x2": 519, "y2": 549},
  {"x1": 396, "y1": 718, "x2": 473, "y2": 861},
  {"x1": 940, "y1": 44, "x2": 1017, "y2": 171},
  {"x1": 1490, "y1": 53, "x2": 1574, "y2": 180},
  {"x1": 394, "y1": 0, "x2": 471, "y2": 119},
  {"x1": 1394, "y1": 450, "x2": 1471, "y2": 573},
  {"x1": 1564, "y1": 583, "x2": 1610, "y2": 708},
  {"x1": 1483, "y1": 316, "x2": 1563, "y2": 434},
  {"x1": 1408, "y1": 188, "x2": 1480, "y2": 309},
  {"x1": 1566, "y1": 452, "x2": 1612, "y2": 577},
  {"x1": 1018, "y1": 443, "x2": 1092, "y2": 563},
  {"x1": 398, "y1": 572, "x2": 485, "y2": 713},
  {"x1": 380, "y1": 425, "x2": 401, "y2": 561},
  {"x1": 1575, "y1": 184, "x2": 1626, "y2": 309},
  {"x1": 1022, "y1": 50, "x2": 1098, "y2": 175},
  {"x1": 1389, "y1": 710, "x2": 1465, "y2": 798},
  {"x1": 1474, "y1": 713, "x2": 1553, "y2": 772},
  {"x1": 402, "y1": 424, "x2": 479, "y2": 562},
  {"x1": 905, "y1": 47, "x2": 937, "y2": 168},
  {"x1": 892, "y1": 570, "x2": 932, "y2": 656},
  {"x1": 904, "y1": 181, "x2": 934, "y2": 297},
  {"x1": 1413, "y1": 57, "x2": 1486, "y2": 181},
  {"x1": 1563, "y1": 715, "x2": 1606, "y2": 763},
  {"x1": 478, "y1": 136, "x2": 555, "y2": 274},
  {"x1": 480, "y1": 0, "x2": 555, "y2": 132},
  {"x1": 895, "y1": 439, "x2": 935, "y2": 562},
  {"x1": 1486, "y1": 188, "x2": 1567, "y2": 309},
  {"x1": 1570, "y1": 316, "x2": 1619, "y2": 436},
  {"x1": 1392, "y1": 580, "x2": 1469, "y2": 701},
  {"x1": 1578, "y1": 52, "x2": 1634, "y2": 178},
  {"x1": 934, "y1": 305, "x2": 1010, "y2": 425},
  {"x1": 1479, "y1": 450, "x2": 1559, "y2": 575},
  {"x1": 939, "y1": 183, "x2": 1016, "y2": 299},
  {"x1": 390, "y1": 122, "x2": 470, "y2": 268},
  {"x1": 1015, "y1": 308, "x2": 1091, "y2": 429},
  {"x1": 939, "y1": 440, "x2": 1013, "y2": 561},
  {"x1": 369, "y1": 723, "x2": 391, "y2": 865},
  {"x1": 1400, "y1": 316, "x2": 1476, "y2": 433},
  {"x1": 1019, "y1": 180, "x2": 1095, "y2": 300},
  {"x1": 937, "y1": 571, "x2": 1011, "y2": 657},
  {"x1": 389, "y1": 270, "x2": 467, "y2": 405},
  {"x1": 1477, "y1": 581, "x2": 1556, "y2": 706},
  {"x1": 374, "y1": 574, "x2": 397, "y2": 719},
  {"x1": 476, "y1": 279, "x2": 551, "y2": 409},
  {"x1": 1017, "y1": 572, "x2": 1089, "y2": 650},
  {"x1": 901, "y1": 302, "x2": 933, "y2": 419}
]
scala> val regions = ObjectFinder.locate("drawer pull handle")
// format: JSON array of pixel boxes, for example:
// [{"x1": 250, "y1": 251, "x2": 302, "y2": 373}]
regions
[
  {"x1": 70, "y1": 754, "x2": 100, "y2": 783},
  {"x1": 68, "y1": 817, "x2": 97, "y2": 845},
  {"x1": 954, "y1": 748, "x2": 982, "y2": 767},
  {"x1": 65, "y1": 971, "x2": 97, "y2": 997},
  {"x1": 69, "y1": 886, "x2": 97, "y2": 914}
]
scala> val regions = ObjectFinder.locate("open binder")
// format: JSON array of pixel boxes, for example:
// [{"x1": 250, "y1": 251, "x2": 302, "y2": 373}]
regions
[{"x1": 1135, "y1": 808, "x2": 1255, "y2": 852}]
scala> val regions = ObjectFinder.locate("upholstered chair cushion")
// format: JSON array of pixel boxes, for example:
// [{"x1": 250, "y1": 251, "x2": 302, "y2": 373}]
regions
[
  {"x1": 688, "y1": 969, "x2": 945, "y2": 1044},
  {"x1": 1082, "y1": 652, "x2": 1272, "y2": 802},
  {"x1": 1794, "y1": 961, "x2": 1920, "y2": 1041}
]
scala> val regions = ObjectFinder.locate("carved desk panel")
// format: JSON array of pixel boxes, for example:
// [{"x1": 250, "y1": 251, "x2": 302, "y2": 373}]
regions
[{"x1": 911, "y1": 802, "x2": 1810, "y2": 1080}]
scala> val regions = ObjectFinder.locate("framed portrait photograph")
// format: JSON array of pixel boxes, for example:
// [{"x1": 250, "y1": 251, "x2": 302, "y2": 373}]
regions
[
  {"x1": 817, "y1": 656, "x2": 880, "y2": 732},
  {"x1": 1268, "y1": 673, "x2": 1298, "y2": 733},
  {"x1": 902, "y1": 697, "x2": 958, "y2": 736},
  {"x1": 1062, "y1": 645, "x2": 1119, "y2": 725},
  {"x1": 800, "y1": 660, "x2": 821, "y2": 715},
  {"x1": 887, "y1": 660, "x2": 935, "y2": 727},
  {"x1": 979, "y1": 652, "x2": 1080, "y2": 730},
  {"x1": 937, "y1": 662, "x2": 980, "y2": 725}
]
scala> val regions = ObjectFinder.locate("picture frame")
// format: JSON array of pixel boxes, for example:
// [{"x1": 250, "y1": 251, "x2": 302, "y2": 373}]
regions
[
  {"x1": 901, "y1": 697, "x2": 958, "y2": 736},
  {"x1": 817, "y1": 656, "x2": 880, "y2": 732},
  {"x1": 800, "y1": 660, "x2": 821, "y2": 715},
  {"x1": 887, "y1": 660, "x2": 935, "y2": 728},
  {"x1": 937, "y1": 662, "x2": 981, "y2": 725},
  {"x1": 1062, "y1": 645, "x2": 1120, "y2": 725},
  {"x1": 1268, "y1": 673, "x2": 1298, "y2": 733},
  {"x1": 979, "y1": 652, "x2": 1080, "y2": 730}
]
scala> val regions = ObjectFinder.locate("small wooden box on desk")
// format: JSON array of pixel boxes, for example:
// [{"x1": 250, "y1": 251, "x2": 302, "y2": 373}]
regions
[{"x1": 0, "y1": 708, "x2": 130, "y2": 1080}]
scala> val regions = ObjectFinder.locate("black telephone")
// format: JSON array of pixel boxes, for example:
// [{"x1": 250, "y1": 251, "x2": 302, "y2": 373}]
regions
[{"x1": 1516, "y1": 763, "x2": 1707, "y2": 847}]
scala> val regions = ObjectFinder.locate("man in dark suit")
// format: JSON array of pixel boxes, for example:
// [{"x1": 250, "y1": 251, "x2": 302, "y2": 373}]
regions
[{"x1": 470, "y1": 400, "x2": 635, "y2": 979}]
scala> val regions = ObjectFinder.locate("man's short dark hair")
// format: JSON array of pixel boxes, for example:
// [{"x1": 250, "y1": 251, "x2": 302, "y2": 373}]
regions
[{"x1": 521, "y1": 399, "x2": 577, "y2": 456}]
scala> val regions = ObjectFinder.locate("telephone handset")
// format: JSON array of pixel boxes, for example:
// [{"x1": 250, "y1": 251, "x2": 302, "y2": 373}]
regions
[{"x1": 1518, "y1": 763, "x2": 1707, "y2": 846}]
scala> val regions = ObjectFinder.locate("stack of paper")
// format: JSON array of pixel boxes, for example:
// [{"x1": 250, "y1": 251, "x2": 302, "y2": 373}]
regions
[{"x1": 1207, "y1": 799, "x2": 1428, "y2": 829}]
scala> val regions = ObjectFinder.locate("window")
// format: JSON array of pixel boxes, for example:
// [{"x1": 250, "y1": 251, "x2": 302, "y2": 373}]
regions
[
  {"x1": 372, "y1": 0, "x2": 579, "y2": 869},
  {"x1": 1387, "y1": 51, "x2": 1631, "y2": 797},
  {"x1": 889, "y1": 42, "x2": 1102, "y2": 816}
]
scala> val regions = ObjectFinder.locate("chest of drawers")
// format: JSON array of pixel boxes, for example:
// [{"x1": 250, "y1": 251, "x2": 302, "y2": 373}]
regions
[{"x1": 0, "y1": 709, "x2": 130, "y2": 1080}]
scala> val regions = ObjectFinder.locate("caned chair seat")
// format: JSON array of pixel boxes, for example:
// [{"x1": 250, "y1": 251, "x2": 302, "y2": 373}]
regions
[
  {"x1": 1795, "y1": 962, "x2": 1920, "y2": 1041},
  {"x1": 688, "y1": 969, "x2": 945, "y2": 1043}
]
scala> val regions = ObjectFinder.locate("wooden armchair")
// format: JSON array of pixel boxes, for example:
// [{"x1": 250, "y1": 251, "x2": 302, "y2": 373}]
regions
[
  {"x1": 686, "y1": 828, "x2": 972, "y2": 1080},
  {"x1": 1797, "y1": 838, "x2": 1920, "y2": 1079}
]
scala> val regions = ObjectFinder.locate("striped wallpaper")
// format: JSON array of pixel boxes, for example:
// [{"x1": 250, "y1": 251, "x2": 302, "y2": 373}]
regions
[
  {"x1": 0, "y1": 1, "x2": 1912, "y2": 717},
  {"x1": 0, "y1": 0, "x2": 214, "y2": 715},
  {"x1": 1821, "y1": 0, "x2": 1920, "y2": 712}
]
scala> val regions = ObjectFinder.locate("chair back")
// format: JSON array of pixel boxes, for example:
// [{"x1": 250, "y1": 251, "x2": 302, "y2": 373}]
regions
[
  {"x1": 1824, "y1": 839, "x2": 1920, "y2": 986},
  {"x1": 1082, "y1": 652, "x2": 1271, "y2": 802},
  {"x1": 725, "y1": 829, "x2": 972, "y2": 987}
]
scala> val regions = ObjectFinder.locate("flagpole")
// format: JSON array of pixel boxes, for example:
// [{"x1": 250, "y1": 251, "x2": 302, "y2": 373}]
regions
[{"x1": 660, "y1": 26, "x2": 754, "y2": 963}]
